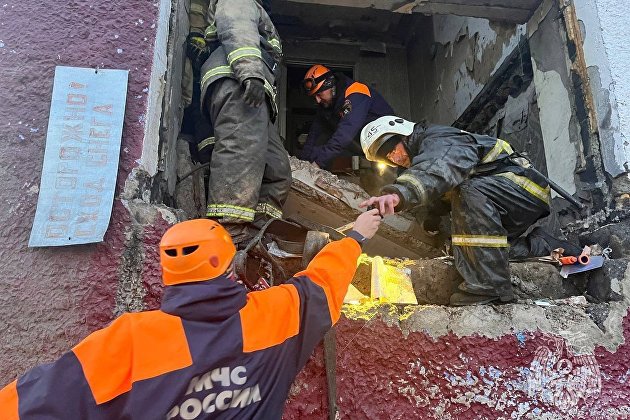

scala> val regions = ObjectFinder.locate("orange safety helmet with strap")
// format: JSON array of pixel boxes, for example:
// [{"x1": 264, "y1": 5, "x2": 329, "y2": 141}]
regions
[
  {"x1": 160, "y1": 219, "x2": 236, "y2": 286},
  {"x1": 302, "y1": 64, "x2": 335, "y2": 96}
]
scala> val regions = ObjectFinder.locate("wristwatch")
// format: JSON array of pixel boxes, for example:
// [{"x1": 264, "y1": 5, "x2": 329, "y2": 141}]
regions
[{"x1": 346, "y1": 230, "x2": 368, "y2": 248}]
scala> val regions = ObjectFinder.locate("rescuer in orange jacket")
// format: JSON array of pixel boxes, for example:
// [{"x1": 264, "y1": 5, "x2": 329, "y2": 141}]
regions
[{"x1": 0, "y1": 212, "x2": 381, "y2": 419}]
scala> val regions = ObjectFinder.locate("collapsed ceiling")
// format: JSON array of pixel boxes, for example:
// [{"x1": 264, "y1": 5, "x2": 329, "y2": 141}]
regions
[
  {"x1": 276, "y1": 0, "x2": 544, "y2": 26},
  {"x1": 272, "y1": 2, "x2": 423, "y2": 45}
]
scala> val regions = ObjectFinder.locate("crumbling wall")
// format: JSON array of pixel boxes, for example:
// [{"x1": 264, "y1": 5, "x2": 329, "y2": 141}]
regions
[
  {"x1": 2, "y1": 1, "x2": 630, "y2": 418},
  {"x1": 284, "y1": 261, "x2": 630, "y2": 419},
  {"x1": 407, "y1": 15, "x2": 526, "y2": 125},
  {"x1": 0, "y1": 0, "x2": 172, "y2": 383},
  {"x1": 528, "y1": 0, "x2": 613, "y2": 215}
]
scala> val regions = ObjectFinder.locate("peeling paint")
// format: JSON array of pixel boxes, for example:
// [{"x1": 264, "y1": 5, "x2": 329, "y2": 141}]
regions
[
  {"x1": 285, "y1": 260, "x2": 630, "y2": 418},
  {"x1": 421, "y1": 15, "x2": 529, "y2": 125},
  {"x1": 345, "y1": 262, "x2": 630, "y2": 354}
]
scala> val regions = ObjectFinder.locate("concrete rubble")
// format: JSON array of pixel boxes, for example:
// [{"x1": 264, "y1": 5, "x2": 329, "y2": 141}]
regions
[
  {"x1": 277, "y1": 158, "x2": 630, "y2": 356},
  {"x1": 175, "y1": 152, "x2": 627, "y2": 296},
  {"x1": 282, "y1": 157, "x2": 625, "y2": 296},
  {"x1": 284, "y1": 157, "x2": 441, "y2": 259},
  {"x1": 174, "y1": 150, "x2": 630, "y2": 354}
]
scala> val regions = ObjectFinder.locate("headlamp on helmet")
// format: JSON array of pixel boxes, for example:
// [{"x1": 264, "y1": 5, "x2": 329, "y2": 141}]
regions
[
  {"x1": 302, "y1": 64, "x2": 334, "y2": 96},
  {"x1": 360, "y1": 116, "x2": 416, "y2": 166}
]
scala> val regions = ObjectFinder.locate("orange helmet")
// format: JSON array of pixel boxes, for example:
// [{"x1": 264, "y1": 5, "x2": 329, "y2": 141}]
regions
[
  {"x1": 160, "y1": 219, "x2": 236, "y2": 286},
  {"x1": 302, "y1": 64, "x2": 334, "y2": 96}
]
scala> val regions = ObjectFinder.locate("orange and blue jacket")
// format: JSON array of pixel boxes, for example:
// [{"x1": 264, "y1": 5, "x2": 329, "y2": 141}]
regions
[
  {"x1": 301, "y1": 74, "x2": 394, "y2": 169},
  {"x1": 0, "y1": 237, "x2": 362, "y2": 419}
]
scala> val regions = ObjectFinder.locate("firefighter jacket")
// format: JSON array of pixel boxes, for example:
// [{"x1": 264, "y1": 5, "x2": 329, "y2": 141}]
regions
[
  {"x1": 182, "y1": 0, "x2": 211, "y2": 108},
  {"x1": 0, "y1": 238, "x2": 362, "y2": 420},
  {"x1": 199, "y1": 0, "x2": 282, "y2": 120},
  {"x1": 382, "y1": 124, "x2": 551, "y2": 214},
  {"x1": 301, "y1": 74, "x2": 394, "y2": 169}
]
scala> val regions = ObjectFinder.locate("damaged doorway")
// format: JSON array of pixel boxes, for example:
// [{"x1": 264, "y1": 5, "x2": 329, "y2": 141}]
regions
[
  {"x1": 157, "y1": 0, "x2": 620, "y2": 308},
  {"x1": 164, "y1": 0, "x2": 588, "y2": 245}
]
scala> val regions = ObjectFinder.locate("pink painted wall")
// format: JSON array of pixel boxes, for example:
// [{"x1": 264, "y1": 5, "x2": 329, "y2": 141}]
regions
[
  {"x1": 0, "y1": 0, "x2": 163, "y2": 381},
  {"x1": 283, "y1": 315, "x2": 630, "y2": 418}
]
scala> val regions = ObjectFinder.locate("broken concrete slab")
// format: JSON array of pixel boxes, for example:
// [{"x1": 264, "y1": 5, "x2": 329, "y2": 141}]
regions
[
  {"x1": 580, "y1": 215, "x2": 630, "y2": 259},
  {"x1": 511, "y1": 262, "x2": 582, "y2": 301},
  {"x1": 404, "y1": 258, "x2": 461, "y2": 305},
  {"x1": 286, "y1": 157, "x2": 440, "y2": 259},
  {"x1": 587, "y1": 259, "x2": 627, "y2": 303},
  {"x1": 170, "y1": 156, "x2": 442, "y2": 258},
  {"x1": 346, "y1": 275, "x2": 629, "y2": 354}
]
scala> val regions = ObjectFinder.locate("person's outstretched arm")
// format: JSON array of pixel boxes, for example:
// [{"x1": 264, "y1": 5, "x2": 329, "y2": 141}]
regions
[{"x1": 238, "y1": 209, "x2": 381, "y2": 369}]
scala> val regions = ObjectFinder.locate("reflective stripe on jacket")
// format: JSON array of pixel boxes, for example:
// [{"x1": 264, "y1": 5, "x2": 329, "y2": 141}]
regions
[
  {"x1": 0, "y1": 238, "x2": 361, "y2": 419},
  {"x1": 381, "y1": 125, "x2": 550, "y2": 212},
  {"x1": 200, "y1": 0, "x2": 282, "y2": 120}
]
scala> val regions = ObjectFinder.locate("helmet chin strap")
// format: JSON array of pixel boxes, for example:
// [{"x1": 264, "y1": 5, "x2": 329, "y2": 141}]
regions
[{"x1": 331, "y1": 85, "x2": 337, "y2": 98}]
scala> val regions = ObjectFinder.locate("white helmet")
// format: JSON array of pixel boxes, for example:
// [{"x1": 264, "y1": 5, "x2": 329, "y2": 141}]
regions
[{"x1": 360, "y1": 116, "x2": 415, "y2": 164}]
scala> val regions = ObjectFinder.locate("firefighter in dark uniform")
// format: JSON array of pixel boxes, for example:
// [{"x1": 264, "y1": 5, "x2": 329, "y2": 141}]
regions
[
  {"x1": 299, "y1": 64, "x2": 394, "y2": 170},
  {"x1": 181, "y1": 0, "x2": 215, "y2": 165},
  {"x1": 359, "y1": 116, "x2": 581, "y2": 306},
  {"x1": 0, "y1": 212, "x2": 382, "y2": 419},
  {"x1": 199, "y1": 0, "x2": 290, "y2": 247}
]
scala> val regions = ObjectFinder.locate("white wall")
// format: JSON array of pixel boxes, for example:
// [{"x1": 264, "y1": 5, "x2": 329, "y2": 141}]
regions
[
  {"x1": 575, "y1": 0, "x2": 630, "y2": 177},
  {"x1": 141, "y1": 0, "x2": 171, "y2": 176}
]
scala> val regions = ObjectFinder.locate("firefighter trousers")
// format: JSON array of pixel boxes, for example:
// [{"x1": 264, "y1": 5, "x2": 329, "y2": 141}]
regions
[
  {"x1": 450, "y1": 174, "x2": 550, "y2": 298},
  {"x1": 205, "y1": 78, "x2": 291, "y2": 243}
]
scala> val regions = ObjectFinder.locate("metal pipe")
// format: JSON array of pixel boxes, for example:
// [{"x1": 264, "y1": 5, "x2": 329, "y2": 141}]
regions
[{"x1": 508, "y1": 154, "x2": 585, "y2": 211}]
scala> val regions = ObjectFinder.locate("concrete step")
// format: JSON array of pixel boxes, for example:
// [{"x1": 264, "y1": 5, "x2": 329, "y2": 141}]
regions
[{"x1": 351, "y1": 256, "x2": 627, "y2": 305}]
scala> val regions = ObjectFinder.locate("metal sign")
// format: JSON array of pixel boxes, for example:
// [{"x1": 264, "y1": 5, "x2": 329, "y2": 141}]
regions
[{"x1": 29, "y1": 66, "x2": 129, "y2": 247}]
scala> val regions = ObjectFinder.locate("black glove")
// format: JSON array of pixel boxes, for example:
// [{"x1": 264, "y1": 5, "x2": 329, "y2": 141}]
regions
[{"x1": 242, "y1": 78, "x2": 265, "y2": 108}]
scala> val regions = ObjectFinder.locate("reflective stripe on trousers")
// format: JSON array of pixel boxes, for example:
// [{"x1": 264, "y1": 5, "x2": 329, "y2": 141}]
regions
[
  {"x1": 451, "y1": 235, "x2": 508, "y2": 248},
  {"x1": 255, "y1": 203, "x2": 282, "y2": 219},
  {"x1": 207, "y1": 204, "x2": 256, "y2": 222}
]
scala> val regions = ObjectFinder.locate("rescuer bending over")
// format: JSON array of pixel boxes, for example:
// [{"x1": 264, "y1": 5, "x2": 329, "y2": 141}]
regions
[
  {"x1": 299, "y1": 64, "x2": 394, "y2": 172},
  {"x1": 359, "y1": 116, "x2": 581, "y2": 306}
]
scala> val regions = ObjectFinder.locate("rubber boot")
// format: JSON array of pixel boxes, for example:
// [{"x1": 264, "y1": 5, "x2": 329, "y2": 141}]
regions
[
  {"x1": 450, "y1": 285, "x2": 515, "y2": 306},
  {"x1": 449, "y1": 291, "x2": 501, "y2": 306}
]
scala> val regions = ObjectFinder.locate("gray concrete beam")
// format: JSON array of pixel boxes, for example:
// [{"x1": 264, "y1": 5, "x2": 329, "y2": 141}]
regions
[
  {"x1": 286, "y1": 157, "x2": 441, "y2": 259},
  {"x1": 282, "y1": 0, "x2": 541, "y2": 23}
]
